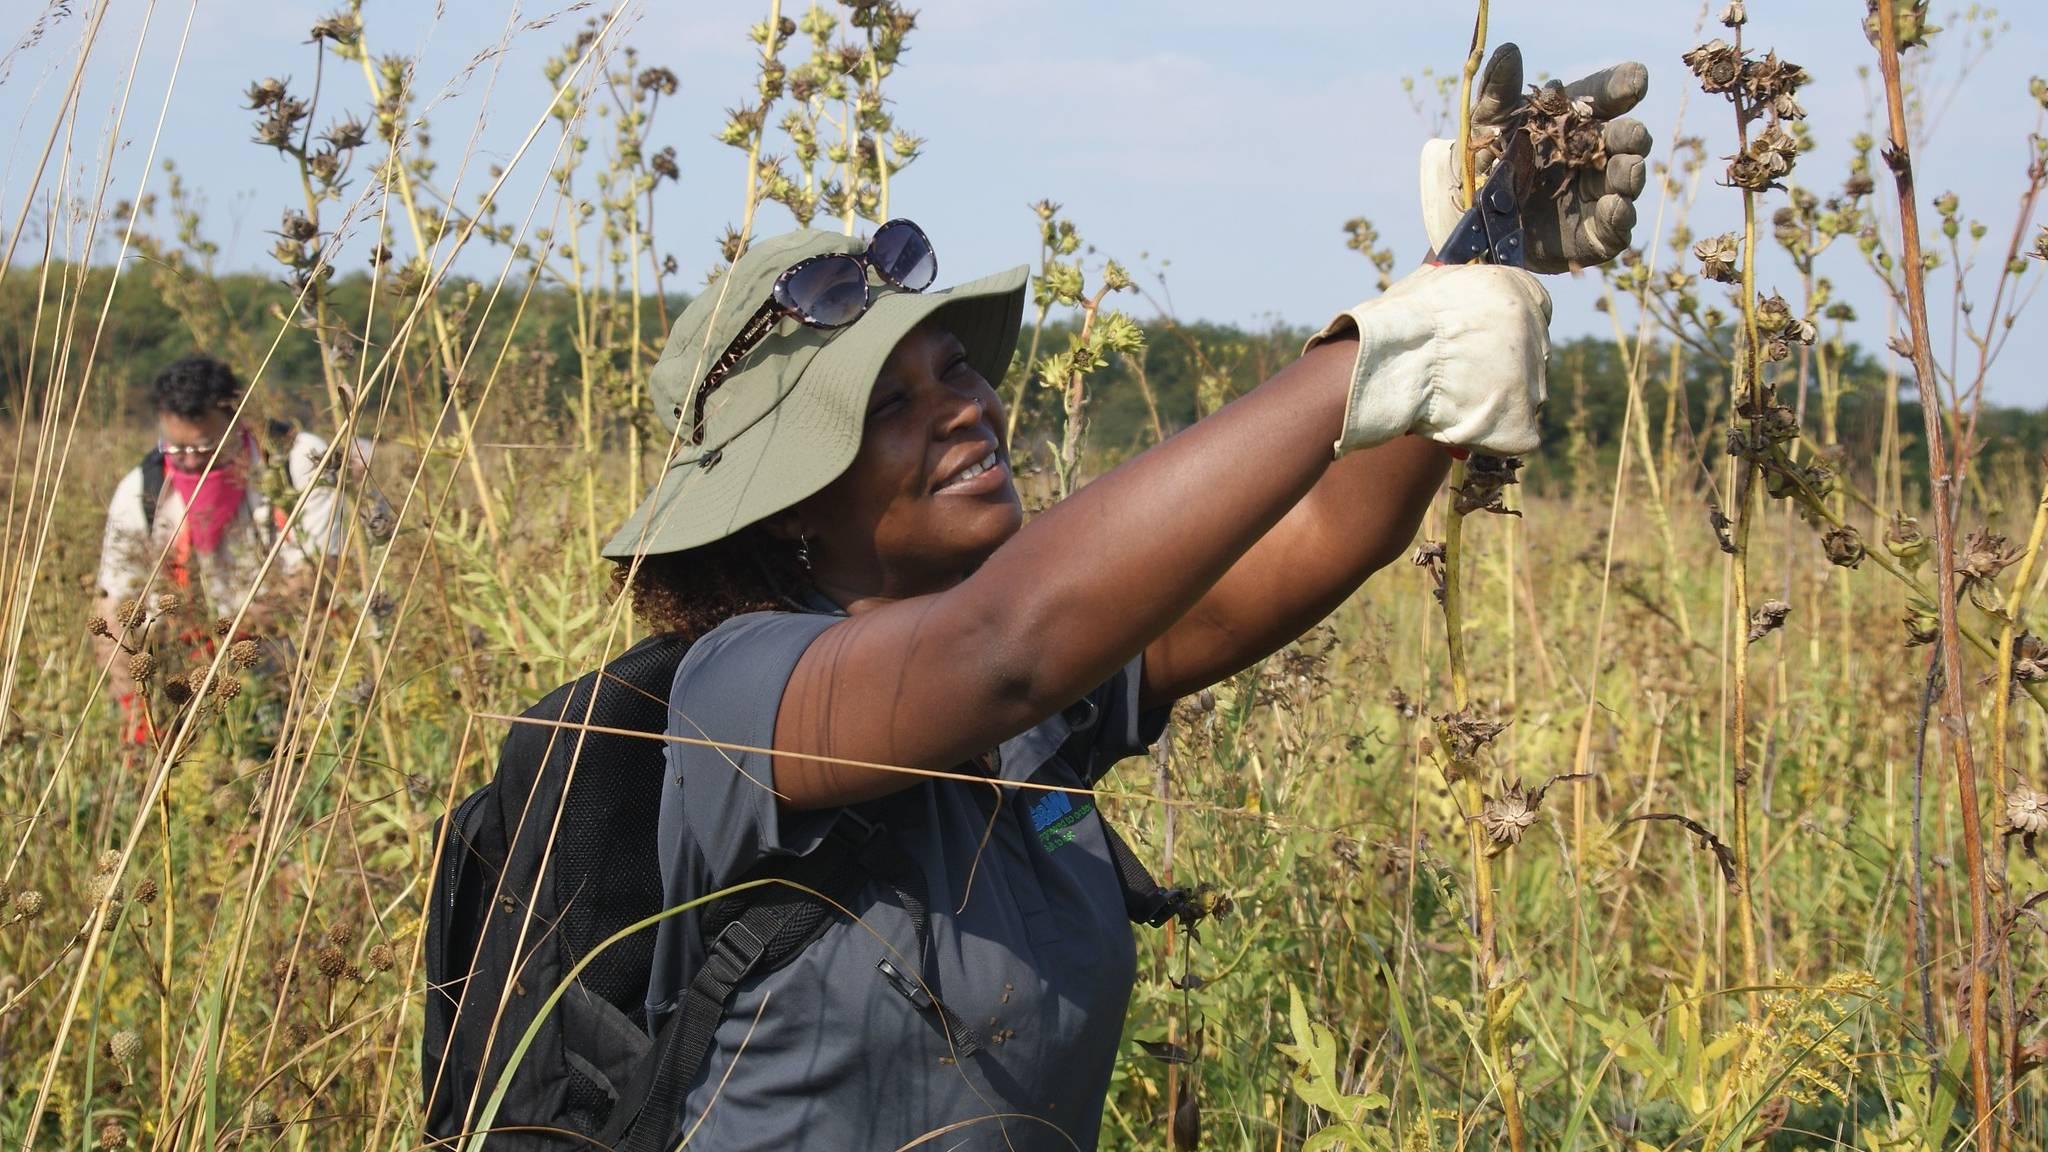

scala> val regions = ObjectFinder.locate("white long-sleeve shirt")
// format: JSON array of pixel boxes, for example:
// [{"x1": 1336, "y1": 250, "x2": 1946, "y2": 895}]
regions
[{"x1": 96, "y1": 430, "x2": 373, "y2": 613}]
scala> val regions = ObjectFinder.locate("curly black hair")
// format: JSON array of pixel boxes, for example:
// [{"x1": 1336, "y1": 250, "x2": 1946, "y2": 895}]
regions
[
  {"x1": 152, "y1": 355, "x2": 240, "y2": 419},
  {"x1": 609, "y1": 527, "x2": 814, "y2": 643}
]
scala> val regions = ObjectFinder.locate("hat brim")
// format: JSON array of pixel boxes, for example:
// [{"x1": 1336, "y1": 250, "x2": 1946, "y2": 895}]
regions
[{"x1": 602, "y1": 264, "x2": 1029, "y2": 560}]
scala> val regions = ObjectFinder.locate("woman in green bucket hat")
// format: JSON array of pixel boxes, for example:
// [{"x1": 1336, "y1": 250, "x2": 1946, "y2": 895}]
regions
[{"x1": 603, "y1": 50, "x2": 1648, "y2": 1151}]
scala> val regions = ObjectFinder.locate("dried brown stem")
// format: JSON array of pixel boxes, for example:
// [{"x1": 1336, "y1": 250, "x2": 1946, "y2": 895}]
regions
[{"x1": 1871, "y1": 1, "x2": 1995, "y2": 1138}]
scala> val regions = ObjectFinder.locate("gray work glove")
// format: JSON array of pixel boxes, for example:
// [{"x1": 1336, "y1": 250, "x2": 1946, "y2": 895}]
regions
[{"x1": 1420, "y1": 43, "x2": 1653, "y2": 272}]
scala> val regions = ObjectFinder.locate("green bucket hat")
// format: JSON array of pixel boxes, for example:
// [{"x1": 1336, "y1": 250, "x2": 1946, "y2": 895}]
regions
[{"x1": 603, "y1": 228, "x2": 1028, "y2": 559}]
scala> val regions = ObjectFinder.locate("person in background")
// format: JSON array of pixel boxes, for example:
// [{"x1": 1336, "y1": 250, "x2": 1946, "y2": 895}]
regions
[{"x1": 94, "y1": 353, "x2": 382, "y2": 742}]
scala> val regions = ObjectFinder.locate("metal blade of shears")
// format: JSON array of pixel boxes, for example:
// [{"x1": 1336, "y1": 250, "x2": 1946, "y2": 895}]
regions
[{"x1": 1430, "y1": 128, "x2": 1536, "y2": 269}]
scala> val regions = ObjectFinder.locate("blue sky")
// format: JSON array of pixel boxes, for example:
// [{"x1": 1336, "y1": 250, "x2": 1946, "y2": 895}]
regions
[{"x1": 6, "y1": 0, "x2": 2044, "y2": 406}]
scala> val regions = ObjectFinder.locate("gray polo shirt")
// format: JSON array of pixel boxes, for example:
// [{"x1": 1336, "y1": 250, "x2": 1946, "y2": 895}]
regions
[{"x1": 646, "y1": 610, "x2": 1164, "y2": 1151}]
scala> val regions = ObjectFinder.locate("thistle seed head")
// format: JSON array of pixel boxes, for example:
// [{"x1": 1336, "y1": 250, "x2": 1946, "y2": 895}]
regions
[
  {"x1": 115, "y1": 600, "x2": 147, "y2": 628},
  {"x1": 128, "y1": 652, "x2": 158, "y2": 683},
  {"x1": 228, "y1": 640, "x2": 263, "y2": 670},
  {"x1": 213, "y1": 674, "x2": 243, "y2": 703},
  {"x1": 89, "y1": 616, "x2": 112, "y2": 638},
  {"x1": 315, "y1": 946, "x2": 347, "y2": 980},
  {"x1": 12, "y1": 888, "x2": 45, "y2": 919},
  {"x1": 154, "y1": 593, "x2": 183, "y2": 615},
  {"x1": 106, "y1": 1029, "x2": 142, "y2": 1064},
  {"x1": 328, "y1": 922, "x2": 355, "y2": 949},
  {"x1": 368, "y1": 942, "x2": 396, "y2": 972}
]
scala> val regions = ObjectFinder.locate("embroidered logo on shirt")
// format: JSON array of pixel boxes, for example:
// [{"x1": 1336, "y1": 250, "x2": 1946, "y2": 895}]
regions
[{"x1": 1030, "y1": 790, "x2": 1094, "y2": 854}]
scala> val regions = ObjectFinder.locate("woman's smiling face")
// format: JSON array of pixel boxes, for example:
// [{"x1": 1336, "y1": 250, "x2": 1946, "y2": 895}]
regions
[{"x1": 788, "y1": 319, "x2": 1022, "y2": 602}]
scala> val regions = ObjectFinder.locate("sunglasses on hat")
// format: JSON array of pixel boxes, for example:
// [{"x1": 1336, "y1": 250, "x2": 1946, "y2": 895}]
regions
[{"x1": 686, "y1": 218, "x2": 937, "y2": 444}]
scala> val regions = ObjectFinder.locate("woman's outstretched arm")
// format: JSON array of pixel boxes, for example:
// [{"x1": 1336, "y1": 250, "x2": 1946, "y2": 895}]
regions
[
  {"x1": 1137, "y1": 433, "x2": 1450, "y2": 708},
  {"x1": 773, "y1": 336, "x2": 1361, "y2": 806},
  {"x1": 772, "y1": 263, "x2": 1548, "y2": 808}
]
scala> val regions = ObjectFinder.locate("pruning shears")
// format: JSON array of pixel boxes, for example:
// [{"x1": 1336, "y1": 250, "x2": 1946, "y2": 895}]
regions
[
  {"x1": 1430, "y1": 124, "x2": 1539, "y2": 270},
  {"x1": 1426, "y1": 124, "x2": 1543, "y2": 461}
]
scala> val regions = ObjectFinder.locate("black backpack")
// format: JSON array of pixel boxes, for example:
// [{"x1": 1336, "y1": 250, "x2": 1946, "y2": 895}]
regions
[{"x1": 421, "y1": 634, "x2": 1193, "y2": 1150}]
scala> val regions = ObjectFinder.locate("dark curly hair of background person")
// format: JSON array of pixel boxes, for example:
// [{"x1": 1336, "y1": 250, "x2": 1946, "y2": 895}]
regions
[{"x1": 152, "y1": 355, "x2": 240, "y2": 419}]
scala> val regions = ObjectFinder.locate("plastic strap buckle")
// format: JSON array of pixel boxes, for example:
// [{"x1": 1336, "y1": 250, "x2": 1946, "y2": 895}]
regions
[{"x1": 701, "y1": 919, "x2": 768, "y2": 988}]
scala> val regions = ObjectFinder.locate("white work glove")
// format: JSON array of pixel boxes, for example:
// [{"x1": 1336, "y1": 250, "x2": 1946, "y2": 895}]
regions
[
  {"x1": 1307, "y1": 263, "x2": 1551, "y2": 458},
  {"x1": 1420, "y1": 44, "x2": 1652, "y2": 272}
]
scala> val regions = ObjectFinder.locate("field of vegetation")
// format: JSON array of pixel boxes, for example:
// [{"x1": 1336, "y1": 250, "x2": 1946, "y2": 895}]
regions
[{"x1": 3, "y1": 1, "x2": 2048, "y2": 1149}]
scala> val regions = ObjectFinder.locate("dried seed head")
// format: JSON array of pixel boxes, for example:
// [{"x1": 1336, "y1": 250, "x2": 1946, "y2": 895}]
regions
[
  {"x1": 245, "y1": 77, "x2": 287, "y2": 110},
  {"x1": 88, "y1": 871, "x2": 122, "y2": 906},
  {"x1": 1747, "y1": 600, "x2": 1792, "y2": 643},
  {"x1": 96, "y1": 849, "x2": 121, "y2": 875},
  {"x1": 1719, "y1": 0, "x2": 1746, "y2": 26},
  {"x1": 228, "y1": 640, "x2": 263, "y2": 670},
  {"x1": 163, "y1": 678, "x2": 194, "y2": 707},
  {"x1": 97, "y1": 1119, "x2": 128, "y2": 1150},
  {"x1": 1756, "y1": 293, "x2": 1793, "y2": 331},
  {"x1": 213, "y1": 674, "x2": 243, "y2": 703},
  {"x1": 2005, "y1": 783, "x2": 2048, "y2": 856},
  {"x1": 154, "y1": 593, "x2": 183, "y2": 615},
  {"x1": 1822, "y1": 526, "x2": 1865, "y2": 568},
  {"x1": 1694, "y1": 233, "x2": 1741, "y2": 282},
  {"x1": 115, "y1": 600, "x2": 147, "y2": 628},
  {"x1": 1410, "y1": 540, "x2": 1447, "y2": 604},
  {"x1": 132, "y1": 877, "x2": 159, "y2": 905},
  {"x1": 1433, "y1": 708, "x2": 1508, "y2": 762},
  {"x1": 127, "y1": 652, "x2": 158, "y2": 683},
  {"x1": 2011, "y1": 633, "x2": 2047, "y2": 687},
  {"x1": 1682, "y1": 39, "x2": 1743, "y2": 96},
  {"x1": 89, "y1": 616, "x2": 112, "y2": 638},
  {"x1": 106, "y1": 1029, "x2": 142, "y2": 1064},
  {"x1": 214, "y1": 617, "x2": 234, "y2": 638},
  {"x1": 368, "y1": 942, "x2": 396, "y2": 972},
  {"x1": 1479, "y1": 782, "x2": 1541, "y2": 851},
  {"x1": 1902, "y1": 610, "x2": 1939, "y2": 647},
  {"x1": 328, "y1": 922, "x2": 355, "y2": 949},
  {"x1": 284, "y1": 1021, "x2": 315, "y2": 1049},
  {"x1": 315, "y1": 946, "x2": 347, "y2": 980},
  {"x1": 1957, "y1": 529, "x2": 2022, "y2": 585},
  {"x1": 2008, "y1": 785, "x2": 2048, "y2": 835},
  {"x1": 1885, "y1": 514, "x2": 1931, "y2": 572},
  {"x1": 12, "y1": 888, "x2": 45, "y2": 919},
  {"x1": 1452, "y1": 454, "x2": 1524, "y2": 517}
]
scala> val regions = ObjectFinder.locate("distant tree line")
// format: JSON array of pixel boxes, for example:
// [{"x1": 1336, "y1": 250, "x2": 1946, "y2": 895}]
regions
[{"x1": 5, "y1": 263, "x2": 2041, "y2": 499}]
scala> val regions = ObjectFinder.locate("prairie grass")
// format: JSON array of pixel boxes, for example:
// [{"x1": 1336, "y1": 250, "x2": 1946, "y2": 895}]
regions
[{"x1": 2, "y1": 2, "x2": 2047, "y2": 1150}]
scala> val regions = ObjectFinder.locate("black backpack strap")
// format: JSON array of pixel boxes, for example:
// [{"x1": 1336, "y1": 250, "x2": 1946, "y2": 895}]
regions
[
  {"x1": 604, "y1": 812, "x2": 984, "y2": 1150},
  {"x1": 612, "y1": 898, "x2": 793, "y2": 1152},
  {"x1": 140, "y1": 449, "x2": 166, "y2": 529},
  {"x1": 1100, "y1": 819, "x2": 1198, "y2": 928}
]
